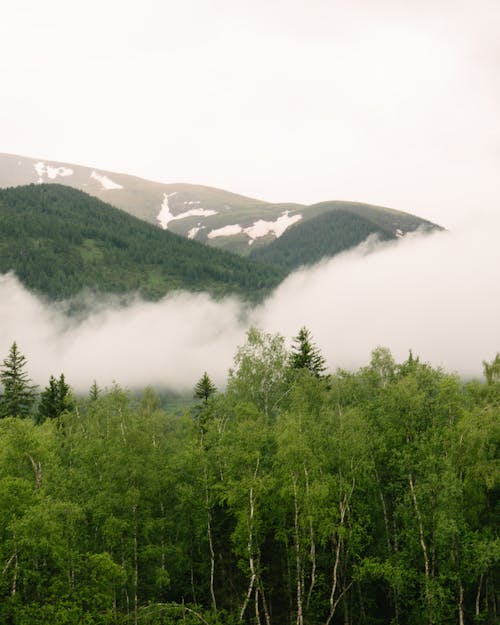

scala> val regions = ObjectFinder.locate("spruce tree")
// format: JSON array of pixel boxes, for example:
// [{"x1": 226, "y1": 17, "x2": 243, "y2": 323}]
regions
[
  {"x1": 289, "y1": 327, "x2": 326, "y2": 378},
  {"x1": 89, "y1": 380, "x2": 100, "y2": 401},
  {"x1": 37, "y1": 373, "x2": 72, "y2": 424},
  {"x1": 0, "y1": 342, "x2": 37, "y2": 418},
  {"x1": 194, "y1": 372, "x2": 217, "y2": 403}
]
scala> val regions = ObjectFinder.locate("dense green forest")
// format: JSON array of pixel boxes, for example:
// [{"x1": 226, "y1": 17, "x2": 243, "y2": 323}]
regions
[
  {"x1": 0, "y1": 334, "x2": 498, "y2": 625},
  {"x1": 249, "y1": 210, "x2": 391, "y2": 271},
  {"x1": 0, "y1": 185, "x2": 284, "y2": 301}
]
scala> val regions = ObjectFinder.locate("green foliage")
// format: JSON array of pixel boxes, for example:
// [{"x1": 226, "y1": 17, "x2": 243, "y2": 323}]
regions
[
  {"x1": 0, "y1": 341, "x2": 497, "y2": 624},
  {"x1": 289, "y1": 326, "x2": 326, "y2": 378},
  {"x1": 37, "y1": 374, "x2": 73, "y2": 424},
  {"x1": 250, "y1": 209, "x2": 390, "y2": 271},
  {"x1": 88, "y1": 380, "x2": 100, "y2": 402},
  {"x1": 227, "y1": 326, "x2": 290, "y2": 419},
  {"x1": 0, "y1": 184, "x2": 284, "y2": 302},
  {"x1": 483, "y1": 352, "x2": 500, "y2": 385},
  {"x1": 0, "y1": 342, "x2": 37, "y2": 418},
  {"x1": 193, "y1": 372, "x2": 217, "y2": 403}
]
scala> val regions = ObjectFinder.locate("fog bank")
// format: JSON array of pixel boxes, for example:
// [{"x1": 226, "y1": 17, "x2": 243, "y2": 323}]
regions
[{"x1": 1, "y1": 220, "x2": 499, "y2": 392}]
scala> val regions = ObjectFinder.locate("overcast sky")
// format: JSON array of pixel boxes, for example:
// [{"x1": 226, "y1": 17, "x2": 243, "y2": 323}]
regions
[
  {"x1": 2, "y1": 0, "x2": 499, "y2": 228},
  {"x1": 1, "y1": 1, "x2": 499, "y2": 389}
]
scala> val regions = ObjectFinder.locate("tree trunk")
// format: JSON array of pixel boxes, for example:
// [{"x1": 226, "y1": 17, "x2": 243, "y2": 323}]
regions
[
  {"x1": 205, "y1": 469, "x2": 217, "y2": 613},
  {"x1": 292, "y1": 475, "x2": 304, "y2": 625},
  {"x1": 409, "y1": 473, "x2": 433, "y2": 625},
  {"x1": 258, "y1": 574, "x2": 272, "y2": 625},
  {"x1": 240, "y1": 456, "x2": 260, "y2": 622},
  {"x1": 133, "y1": 504, "x2": 139, "y2": 625},
  {"x1": 475, "y1": 572, "x2": 483, "y2": 618},
  {"x1": 324, "y1": 475, "x2": 355, "y2": 625},
  {"x1": 304, "y1": 465, "x2": 316, "y2": 611},
  {"x1": 458, "y1": 581, "x2": 464, "y2": 625}
]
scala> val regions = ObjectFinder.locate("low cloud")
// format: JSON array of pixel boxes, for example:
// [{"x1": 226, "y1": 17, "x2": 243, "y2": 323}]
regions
[
  {"x1": 1, "y1": 219, "x2": 499, "y2": 393},
  {"x1": 254, "y1": 221, "x2": 500, "y2": 378}
]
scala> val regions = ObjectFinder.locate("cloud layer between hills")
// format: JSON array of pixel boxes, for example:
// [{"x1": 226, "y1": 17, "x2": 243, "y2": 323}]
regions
[{"x1": 1, "y1": 218, "x2": 499, "y2": 392}]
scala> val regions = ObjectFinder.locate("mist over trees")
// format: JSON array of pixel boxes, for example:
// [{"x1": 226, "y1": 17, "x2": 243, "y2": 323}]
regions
[{"x1": 0, "y1": 335, "x2": 498, "y2": 625}]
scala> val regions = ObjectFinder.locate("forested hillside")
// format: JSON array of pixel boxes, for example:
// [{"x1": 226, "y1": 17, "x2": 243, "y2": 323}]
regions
[
  {"x1": 0, "y1": 332, "x2": 498, "y2": 625},
  {"x1": 249, "y1": 209, "x2": 388, "y2": 271},
  {"x1": 0, "y1": 184, "x2": 284, "y2": 301},
  {"x1": 0, "y1": 154, "x2": 442, "y2": 261},
  {"x1": 249, "y1": 201, "x2": 439, "y2": 272}
]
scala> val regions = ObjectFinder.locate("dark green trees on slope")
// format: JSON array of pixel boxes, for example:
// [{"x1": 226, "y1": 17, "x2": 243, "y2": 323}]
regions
[
  {"x1": 0, "y1": 184, "x2": 284, "y2": 301},
  {"x1": 249, "y1": 209, "x2": 387, "y2": 271},
  {"x1": 0, "y1": 332, "x2": 497, "y2": 625}
]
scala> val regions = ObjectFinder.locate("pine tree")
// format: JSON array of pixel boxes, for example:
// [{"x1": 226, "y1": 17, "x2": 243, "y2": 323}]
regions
[
  {"x1": 37, "y1": 375, "x2": 58, "y2": 423},
  {"x1": 0, "y1": 342, "x2": 37, "y2": 418},
  {"x1": 37, "y1": 373, "x2": 73, "y2": 424},
  {"x1": 289, "y1": 327, "x2": 326, "y2": 378},
  {"x1": 89, "y1": 380, "x2": 100, "y2": 401},
  {"x1": 194, "y1": 372, "x2": 217, "y2": 403}
]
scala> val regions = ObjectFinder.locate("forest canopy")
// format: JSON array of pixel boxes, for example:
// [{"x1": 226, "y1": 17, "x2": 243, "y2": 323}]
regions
[{"x1": 0, "y1": 332, "x2": 498, "y2": 625}]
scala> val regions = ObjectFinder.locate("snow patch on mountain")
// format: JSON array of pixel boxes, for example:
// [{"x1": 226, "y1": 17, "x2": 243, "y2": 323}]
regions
[
  {"x1": 180, "y1": 208, "x2": 218, "y2": 220},
  {"x1": 90, "y1": 171, "x2": 123, "y2": 190},
  {"x1": 157, "y1": 193, "x2": 176, "y2": 229},
  {"x1": 245, "y1": 211, "x2": 302, "y2": 242},
  {"x1": 208, "y1": 224, "x2": 243, "y2": 239},
  {"x1": 208, "y1": 211, "x2": 302, "y2": 243},
  {"x1": 188, "y1": 225, "x2": 204, "y2": 239},
  {"x1": 157, "y1": 193, "x2": 217, "y2": 230},
  {"x1": 34, "y1": 162, "x2": 73, "y2": 183}
]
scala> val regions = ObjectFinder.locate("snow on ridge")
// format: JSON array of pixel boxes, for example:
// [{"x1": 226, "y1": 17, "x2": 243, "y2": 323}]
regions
[
  {"x1": 208, "y1": 224, "x2": 243, "y2": 239},
  {"x1": 207, "y1": 211, "x2": 302, "y2": 243},
  {"x1": 90, "y1": 171, "x2": 123, "y2": 190},
  {"x1": 244, "y1": 211, "x2": 302, "y2": 242},
  {"x1": 157, "y1": 193, "x2": 217, "y2": 230},
  {"x1": 34, "y1": 161, "x2": 73, "y2": 183},
  {"x1": 395, "y1": 228, "x2": 404, "y2": 238}
]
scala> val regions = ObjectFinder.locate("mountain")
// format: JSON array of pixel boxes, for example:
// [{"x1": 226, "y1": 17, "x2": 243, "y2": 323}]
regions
[
  {"x1": 249, "y1": 201, "x2": 432, "y2": 272},
  {"x1": 0, "y1": 153, "x2": 441, "y2": 267},
  {"x1": 0, "y1": 184, "x2": 284, "y2": 301}
]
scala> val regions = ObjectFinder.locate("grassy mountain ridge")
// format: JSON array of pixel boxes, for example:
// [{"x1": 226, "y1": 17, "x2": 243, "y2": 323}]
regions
[
  {"x1": 0, "y1": 153, "x2": 442, "y2": 263},
  {"x1": 0, "y1": 184, "x2": 284, "y2": 301}
]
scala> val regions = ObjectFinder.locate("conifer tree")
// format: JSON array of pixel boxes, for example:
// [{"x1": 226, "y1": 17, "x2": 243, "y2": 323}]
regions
[
  {"x1": 37, "y1": 373, "x2": 72, "y2": 424},
  {"x1": 194, "y1": 372, "x2": 217, "y2": 403},
  {"x1": 0, "y1": 342, "x2": 37, "y2": 418},
  {"x1": 89, "y1": 380, "x2": 100, "y2": 401},
  {"x1": 289, "y1": 327, "x2": 326, "y2": 378}
]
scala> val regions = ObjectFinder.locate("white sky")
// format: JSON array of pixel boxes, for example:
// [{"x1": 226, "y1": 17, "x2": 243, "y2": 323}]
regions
[{"x1": 2, "y1": 0, "x2": 499, "y2": 228}]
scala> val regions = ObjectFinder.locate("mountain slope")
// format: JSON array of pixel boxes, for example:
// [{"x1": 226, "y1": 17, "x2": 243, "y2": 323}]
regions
[
  {"x1": 0, "y1": 153, "x2": 442, "y2": 263},
  {"x1": 0, "y1": 184, "x2": 284, "y2": 301},
  {"x1": 249, "y1": 201, "x2": 438, "y2": 271}
]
